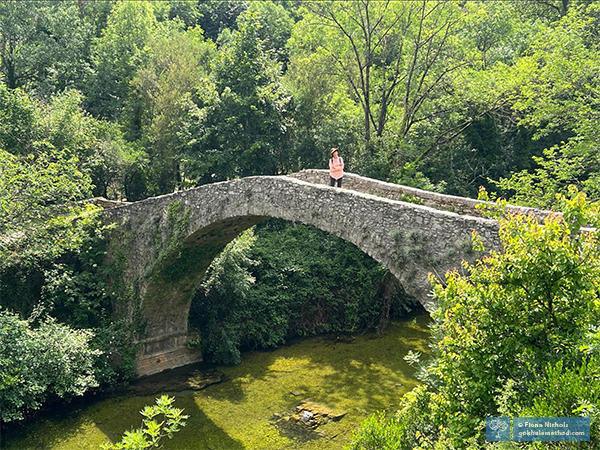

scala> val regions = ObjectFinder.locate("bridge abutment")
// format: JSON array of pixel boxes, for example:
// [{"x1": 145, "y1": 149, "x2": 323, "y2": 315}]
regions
[
  {"x1": 101, "y1": 173, "x2": 502, "y2": 377},
  {"x1": 135, "y1": 332, "x2": 200, "y2": 375}
]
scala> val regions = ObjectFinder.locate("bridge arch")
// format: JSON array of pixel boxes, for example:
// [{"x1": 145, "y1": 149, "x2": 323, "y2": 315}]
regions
[{"x1": 102, "y1": 173, "x2": 501, "y2": 376}]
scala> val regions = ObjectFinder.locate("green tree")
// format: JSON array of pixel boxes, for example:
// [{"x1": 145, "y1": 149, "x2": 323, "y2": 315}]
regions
[
  {"x1": 87, "y1": 1, "x2": 157, "y2": 120},
  {"x1": 294, "y1": 1, "x2": 464, "y2": 144},
  {"x1": 196, "y1": 0, "x2": 249, "y2": 41},
  {"x1": 189, "y1": 229, "x2": 257, "y2": 364},
  {"x1": 430, "y1": 197, "x2": 600, "y2": 442},
  {"x1": 284, "y1": 5, "x2": 362, "y2": 173},
  {"x1": 0, "y1": 89, "x2": 133, "y2": 267},
  {"x1": 349, "y1": 192, "x2": 600, "y2": 448},
  {"x1": 88, "y1": 121, "x2": 147, "y2": 200},
  {"x1": 123, "y1": 22, "x2": 215, "y2": 195},
  {"x1": 0, "y1": 148, "x2": 93, "y2": 263},
  {"x1": 37, "y1": 89, "x2": 102, "y2": 161},
  {"x1": 288, "y1": 1, "x2": 505, "y2": 184},
  {"x1": 0, "y1": 83, "x2": 36, "y2": 154},
  {"x1": 504, "y1": 358, "x2": 600, "y2": 441},
  {"x1": 493, "y1": 3, "x2": 600, "y2": 208},
  {"x1": 0, "y1": 309, "x2": 100, "y2": 422},
  {"x1": 512, "y1": 0, "x2": 584, "y2": 22},
  {"x1": 0, "y1": 146, "x2": 103, "y2": 344},
  {"x1": 0, "y1": 85, "x2": 139, "y2": 202},
  {"x1": 416, "y1": 1, "x2": 592, "y2": 198},
  {"x1": 0, "y1": 0, "x2": 93, "y2": 95},
  {"x1": 460, "y1": 1, "x2": 517, "y2": 70},
  {"x1": 185, "y1": 13, "x2": 292, "y2": 183},
  {"x1": 239, "y1": 1, "x2": 294, "y2": 63},
  {"x1": 166, "y1": 1, "x2": 202, "y2": 29}
]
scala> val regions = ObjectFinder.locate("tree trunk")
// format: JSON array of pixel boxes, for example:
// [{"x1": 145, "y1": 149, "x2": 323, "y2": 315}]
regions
[
  {"x1": 378, "y1": 271, "x2": 399, "y2": 335},
  {"x1": 6, "y1": 56, "x2": 16, "y2": 89}
]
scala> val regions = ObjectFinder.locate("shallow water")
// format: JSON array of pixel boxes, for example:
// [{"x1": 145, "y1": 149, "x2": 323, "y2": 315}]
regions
[{"x1": 3, "y1": 313, "x2": 430, "y2": 450}]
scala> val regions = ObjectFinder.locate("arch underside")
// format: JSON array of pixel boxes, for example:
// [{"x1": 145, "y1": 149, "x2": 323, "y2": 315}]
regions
[
  {"x1": 103, "y1": 175, "x2": 500, "y2": 376},
  {"x1": 135, "y1": 215, "x2": 269, "y2": 375}
]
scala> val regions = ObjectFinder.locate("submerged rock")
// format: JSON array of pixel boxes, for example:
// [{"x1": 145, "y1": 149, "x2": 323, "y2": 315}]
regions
[
  {"x1": 298, "y1": 401, "x2": 346, "y2": 426},
  {"x1": 299, "y1": 410, "x2": 314, "y2": 423},
  {"x1": 273, "y1": 400, "x2": 347, "y2": 441}
]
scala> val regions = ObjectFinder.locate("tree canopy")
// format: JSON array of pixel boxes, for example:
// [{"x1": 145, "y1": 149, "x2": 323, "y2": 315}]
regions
[{"x1": 2, "y1": 2, "x2": 600, "y2": 445}]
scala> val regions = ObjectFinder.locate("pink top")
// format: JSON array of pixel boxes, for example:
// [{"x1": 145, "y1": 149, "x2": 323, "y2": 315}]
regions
[{"x1": 329, "y1": 156, "x2": 344, "y2": 180}]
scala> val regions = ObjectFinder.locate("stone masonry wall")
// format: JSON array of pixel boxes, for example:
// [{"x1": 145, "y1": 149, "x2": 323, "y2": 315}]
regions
[
  {"x1": 288, "y1": 169, "x2": 552, "y2": 219},
  {"x1": 102, "y1": 174, "x2": 502, "y2": 377}
]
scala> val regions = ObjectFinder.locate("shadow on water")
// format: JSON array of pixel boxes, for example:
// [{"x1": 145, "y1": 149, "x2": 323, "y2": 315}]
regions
[
  {"x1": 205, "y1": 311, "x2": 431, "y2": 406},
  {"x1": 3, "y1": 391, "x2": 246, "y2": 450},
  {"x1": 2, "y1": 312, "x2": 430, "y2": 450},
  {"x1": 96, "y1": 395, "x2": 247, "y2": 450}
]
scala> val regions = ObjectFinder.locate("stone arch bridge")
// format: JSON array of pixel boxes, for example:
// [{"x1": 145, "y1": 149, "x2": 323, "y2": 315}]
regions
[{"x1": 100, "y1": 170, "x2": 542, "y2": 377}]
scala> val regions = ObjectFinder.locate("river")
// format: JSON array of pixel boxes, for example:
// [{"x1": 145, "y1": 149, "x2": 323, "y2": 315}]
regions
[{"x1": 3, "y1": 313, "x2": 430, "y2": 450}]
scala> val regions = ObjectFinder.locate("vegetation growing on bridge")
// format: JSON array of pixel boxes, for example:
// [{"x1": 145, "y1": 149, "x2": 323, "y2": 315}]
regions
[{"x1": 1, "y1": 1, "x2": 600, "y2": 448}]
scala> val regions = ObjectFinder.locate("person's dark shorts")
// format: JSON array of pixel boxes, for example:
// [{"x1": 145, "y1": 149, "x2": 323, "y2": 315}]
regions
[{"x1": 330, "y1": 176, "x2": 343, "y2": 188}]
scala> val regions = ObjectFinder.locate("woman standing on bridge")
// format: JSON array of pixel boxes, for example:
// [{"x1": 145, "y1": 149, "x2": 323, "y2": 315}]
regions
[{"x1": 329, "y1": 148, "x2": 344, "y2": 188}]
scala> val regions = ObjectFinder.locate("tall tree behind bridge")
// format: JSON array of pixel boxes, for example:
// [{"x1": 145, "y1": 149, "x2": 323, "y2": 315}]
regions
[
  {"x1": 86, "y1": 1, "x2": 157, "y2": 120},
  {"x1": 0, "y1": 0, "x2": 99, "y2": 97},
  {"x1": 184, "y1": 9, "x2": 293, "y2": 184},
  {"x1": 293, "y1": 0, "x2": 464, "y2": 145}
]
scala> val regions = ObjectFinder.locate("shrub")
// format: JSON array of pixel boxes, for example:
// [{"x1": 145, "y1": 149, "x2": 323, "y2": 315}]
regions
[{"x1": 0, "y1": 309, "x2": 100, "y2": 422}]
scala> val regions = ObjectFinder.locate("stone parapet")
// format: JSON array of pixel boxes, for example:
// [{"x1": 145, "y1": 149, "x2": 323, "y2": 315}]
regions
[
  {"x1": 102, "y1": 173, "x2": 506, "y2": 377},
  {"x1": 287, "y1": 169, "x2": 553, "y2": 219}
]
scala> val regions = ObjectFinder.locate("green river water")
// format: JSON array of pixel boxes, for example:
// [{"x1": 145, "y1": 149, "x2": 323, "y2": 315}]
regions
[{"x1": 4, "y1": 313, "x2": 430, "y2": 450}]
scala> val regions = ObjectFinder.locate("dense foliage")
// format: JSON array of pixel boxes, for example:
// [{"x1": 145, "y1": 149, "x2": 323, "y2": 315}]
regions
[
  {"x1": 1, "y1": 1, "x2": 598, "y2": 198},
  {"x1": 0, "y1": 309, "x2": 100, "y2": 422},
  {"x1": 1, "y1": 1, "x2": 600, "y2": 445},
  {"x1": 190, "y1": 220, "x2": 414, "y2": 364},
  {"x1": 349, "y1": 192, "x2": 600, "y2": 449}
]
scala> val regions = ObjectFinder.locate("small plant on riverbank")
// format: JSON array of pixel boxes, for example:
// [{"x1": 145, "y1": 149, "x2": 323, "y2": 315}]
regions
[{"x1": 100, "y1": 395, "x2": 188, "y2": 450}]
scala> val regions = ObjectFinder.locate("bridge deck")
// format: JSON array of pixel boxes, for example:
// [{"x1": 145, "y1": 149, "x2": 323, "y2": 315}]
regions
[
  {"x1": 287, "y1": 170, "x2": 552, "y2": 220},
  {"x1": 96, "y1": 170, "x2": 561, "y2": 378}
]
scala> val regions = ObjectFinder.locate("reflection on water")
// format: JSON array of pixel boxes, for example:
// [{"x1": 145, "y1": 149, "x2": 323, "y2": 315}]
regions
[{"x1": 3, "y1": 313, "x2": 430, "y2": 450}]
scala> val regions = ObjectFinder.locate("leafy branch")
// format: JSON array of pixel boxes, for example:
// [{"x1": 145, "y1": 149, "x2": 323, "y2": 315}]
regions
[{"x1": 101, "y1": 395, "x2": 189, "y2": 450}]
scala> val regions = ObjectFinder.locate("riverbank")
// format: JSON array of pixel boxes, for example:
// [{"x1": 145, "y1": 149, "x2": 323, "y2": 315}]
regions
[{"x1": 3, "y1": 313, "x2": 430, "y2": 450}]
